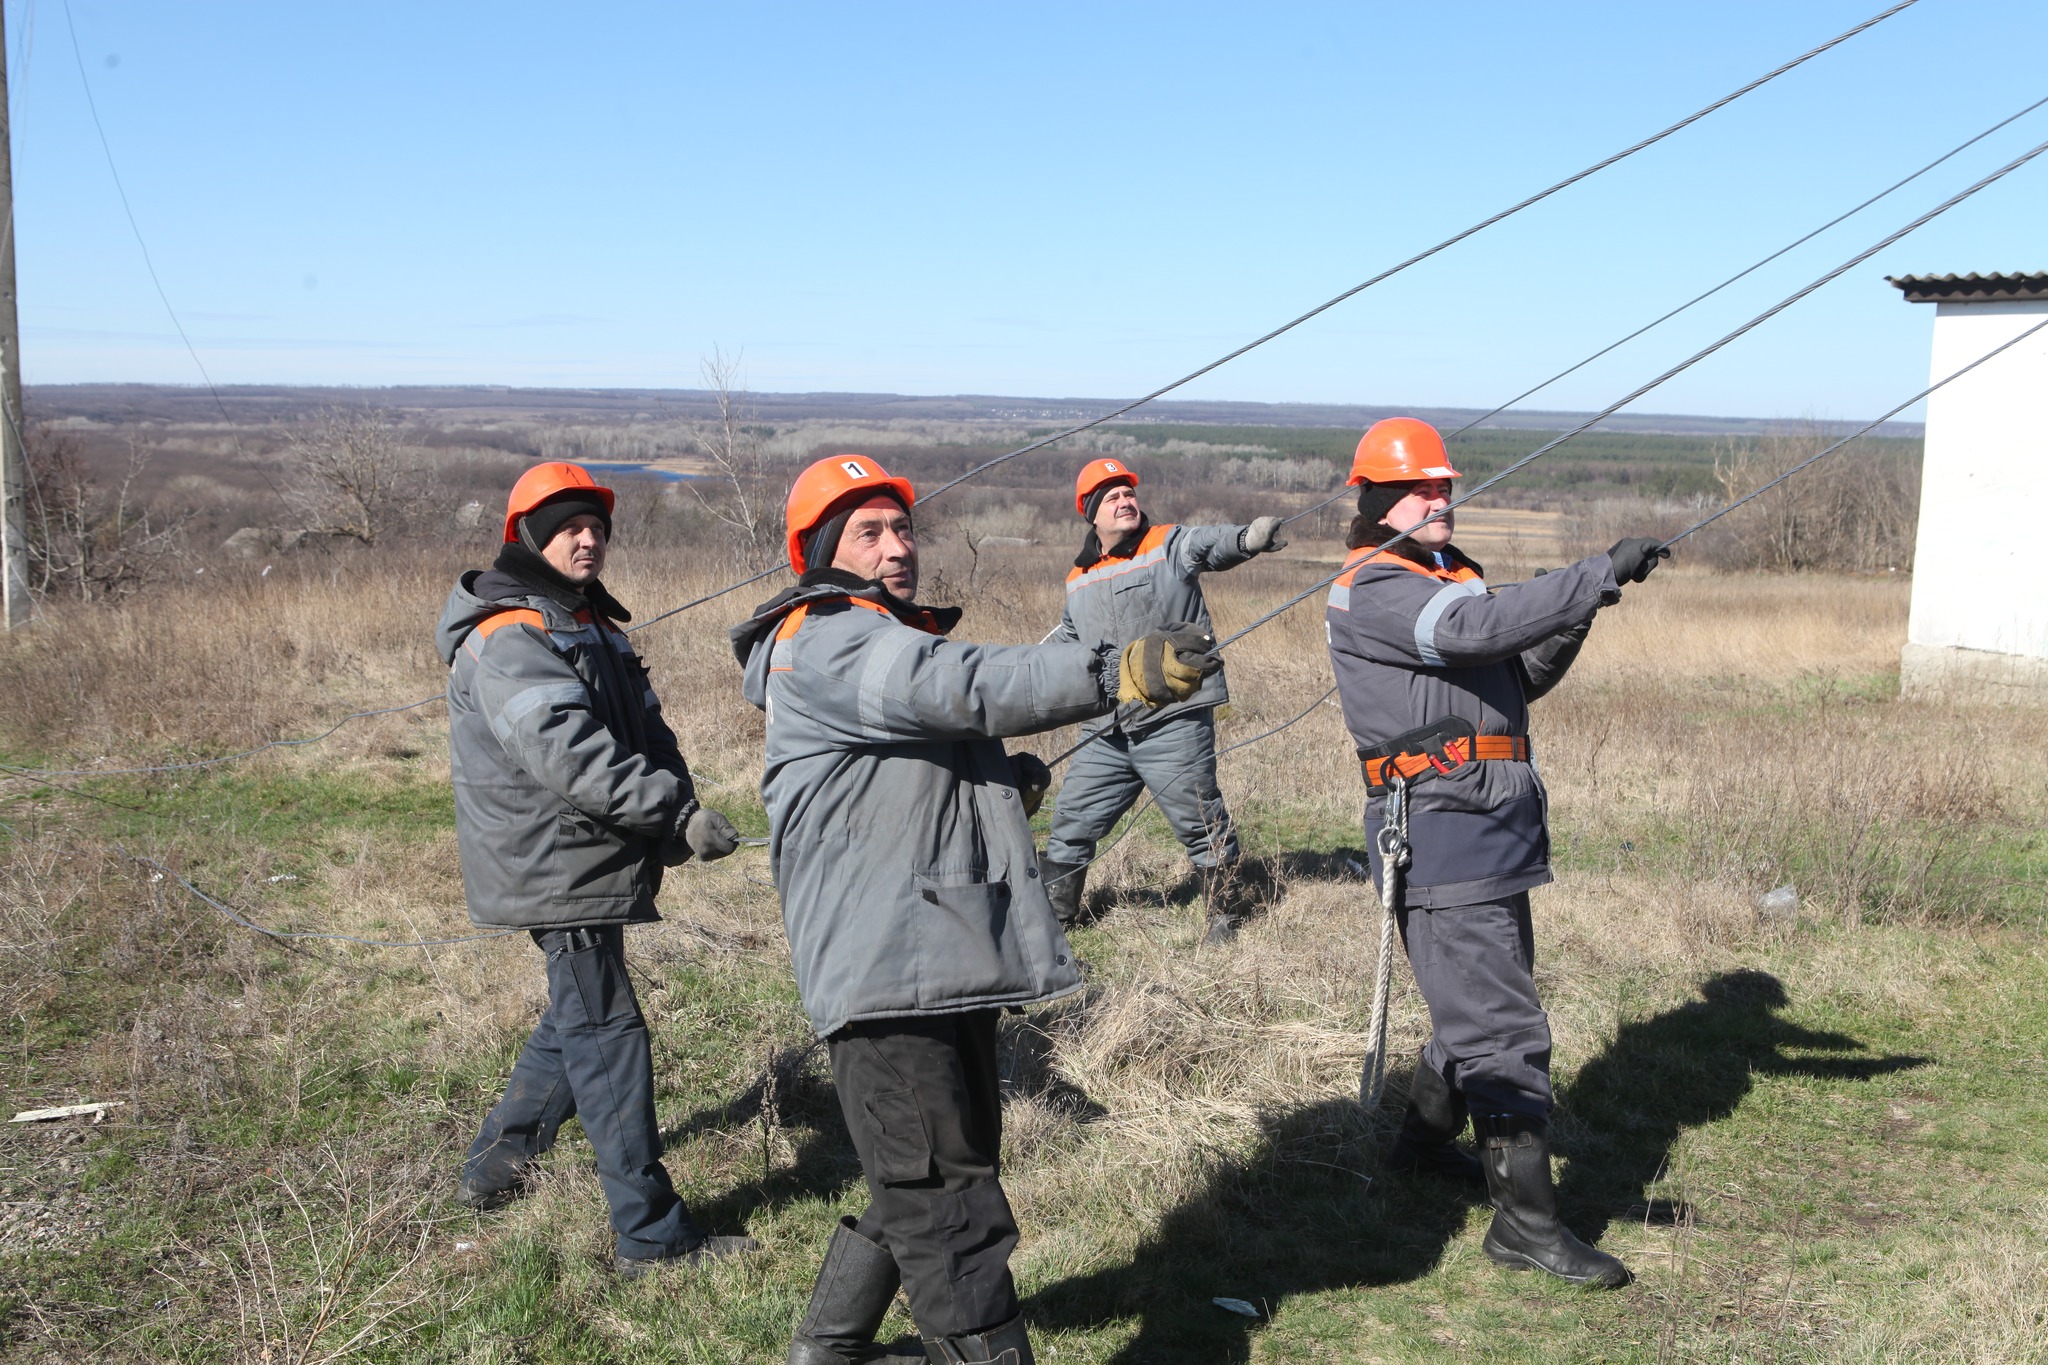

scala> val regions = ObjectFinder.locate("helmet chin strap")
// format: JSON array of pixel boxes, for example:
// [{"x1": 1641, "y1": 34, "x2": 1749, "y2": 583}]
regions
[{"x1": 517, "y1": 515, "x2": 544, "y2": 555}]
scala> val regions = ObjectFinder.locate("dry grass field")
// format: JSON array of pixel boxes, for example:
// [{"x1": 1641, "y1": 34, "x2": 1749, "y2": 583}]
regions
[{"x1": 1, "y1": 508, "x2": 2043, "y2": 1363}]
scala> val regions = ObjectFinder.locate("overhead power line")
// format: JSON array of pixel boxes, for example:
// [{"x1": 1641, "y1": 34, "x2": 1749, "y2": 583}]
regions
[
  {"x1": 906, "y1": 0, "x2": 1921, "y2": 510},
  {"x1": 1280, "y1": 88, "x2": 2048, "y2": 530},
  {"x1": 1047, "y1": 133, "x2": 2048, "y2": 763},
  {"x1": 57, "y1": 0, "x2": 283, "y2": 497},
  {"x1": 631, "y1": 0, "x2": 1919, "y2": 627},
  {"x1": 1662, "y1": 315, "x2": 2048, "y2": 549},
  {"x1": 0, "y1": 0, "x2": 1924, "y2": 768}
]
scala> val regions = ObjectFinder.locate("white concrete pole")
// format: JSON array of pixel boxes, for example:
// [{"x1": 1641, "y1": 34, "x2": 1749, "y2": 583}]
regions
[{"x1": 0, "y1": 0, "x2": 28, "y2": 630}]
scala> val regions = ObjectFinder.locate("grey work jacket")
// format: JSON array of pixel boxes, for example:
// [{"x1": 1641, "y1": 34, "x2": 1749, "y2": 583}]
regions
[
  {"x1": 1324, "y1": 545, "x2": 1613, "y2": 908},
  {"x1": 437, "y1": 574, "x2": 695, "y2": 930},
  {"x1": 731, "y1": 578, "x2": 1114, "y2": 1037},
  {"x1": 1049, "y1": 521, "x2": 1256, "y2": 736}
]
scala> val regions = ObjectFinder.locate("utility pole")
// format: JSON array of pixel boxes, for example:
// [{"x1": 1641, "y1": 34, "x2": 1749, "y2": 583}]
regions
[{"x1": 0, "y1": 0, "x2": 26, "y2": 630}]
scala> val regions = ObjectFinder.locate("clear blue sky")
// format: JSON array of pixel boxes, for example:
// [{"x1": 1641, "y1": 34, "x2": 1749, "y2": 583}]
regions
[{"x1": 12, "y1": 1, "x2": 2046, "y2": 421}]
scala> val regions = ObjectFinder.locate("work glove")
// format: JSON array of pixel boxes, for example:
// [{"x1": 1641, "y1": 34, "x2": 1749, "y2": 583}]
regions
[
  {"x1": 1606, "y1": 537, "x2": 1671, "y2": 586},
  {"x1": 1241, "y1": 516, "x2": 1289, "y2": 555},
  {"x1": 664, "y1": 801, "x2": 741, "y2": 866},
  {"x1": 1010, "y1": 752, "x2": 1052, "y2": 818},
  {"x1": 1118, "y1": 622, "x2": 1222, "y2": 707}
]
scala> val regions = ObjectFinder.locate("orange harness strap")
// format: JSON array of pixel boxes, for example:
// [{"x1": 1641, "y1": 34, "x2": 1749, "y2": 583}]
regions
[{"x1": 1363, "y1": 734, "x2": 1529, "y2": 791}]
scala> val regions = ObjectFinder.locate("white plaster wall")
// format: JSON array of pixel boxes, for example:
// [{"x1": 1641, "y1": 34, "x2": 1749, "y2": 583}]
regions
[{"x1": 1905, "y1": 298, "x2": 2048, "y2": 660}]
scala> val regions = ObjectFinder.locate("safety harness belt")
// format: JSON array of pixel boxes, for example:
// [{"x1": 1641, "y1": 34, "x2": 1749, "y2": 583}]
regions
[{"x1": 1361, "y1": 734, "x2": 1530, "y2": 794}]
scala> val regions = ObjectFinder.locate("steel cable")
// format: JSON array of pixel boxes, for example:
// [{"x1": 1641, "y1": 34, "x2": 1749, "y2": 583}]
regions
[
  {"x1": 616, "y1": 0, "x2": 1919, "y2": 628},
  {"x1": 1045, "y1": 134, "x2": 2048, "y2": 767},
  {"x1": 1660, "y1": 316, "x2": 2048, "y2": 550},
  {"x1": 904, "y1": 0, "x2": 1919, "y2": 511},
  {"x1": 1277, "y1": 89, "x2": 2048, "y2": 532},
  {"x1": 63, "y1": 321, "x2": 2046, "y2": 953},
  {"x1": 1, "y1": 5, "x2": 1915, "y2": 779},
  {"x1": 120, "y1": 846, "x2": 524, "y2": 949}
]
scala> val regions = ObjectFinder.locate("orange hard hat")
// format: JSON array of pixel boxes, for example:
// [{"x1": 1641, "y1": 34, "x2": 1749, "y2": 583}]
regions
[
  {"x1": 785, "y1": 455, "x2": 917, "y2": 574},
  {"x1": 503, "y1": 461, "x2": 616, "y2": 542},
  {"x1": 1348, "y1": 418, "x2": 1462, "y2": 486},
  {"x1": 1073, "y1": 458, "x2": 1139, "y2": 518}
]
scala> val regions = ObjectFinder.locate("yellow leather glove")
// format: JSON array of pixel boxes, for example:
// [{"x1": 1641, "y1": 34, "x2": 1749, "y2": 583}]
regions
[
  {"x1": 1010, "y1": 752, "x2": 1052, "y2": 817},
  {"x1": 1117, "y1": 623, "x2": 1222, "y2": 706}
]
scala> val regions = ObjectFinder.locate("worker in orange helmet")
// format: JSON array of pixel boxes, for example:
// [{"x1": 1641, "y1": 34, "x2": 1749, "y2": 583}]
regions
[
  {"x1": 732, "y1": 456, "x2": 1218, "y2": 1364},
  {"x1": 1325, "y1": 418, "x2": 1668, "y2": 1289},
  {"x1": 438, "y1": 462, "x2": 758, "y2": 1277},
  {"x1": 1039, "y1": 457, "x2": 1292, "y2": 944}
]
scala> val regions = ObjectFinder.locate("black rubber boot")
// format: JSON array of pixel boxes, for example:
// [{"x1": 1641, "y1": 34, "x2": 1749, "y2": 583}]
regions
[
  {"x1": 1474, "y1": 1115, "x2": 1631, "y2": 1288},
  {"x1": 1384, "y1": 1053, "x2": 1485, "y2": 1186},
  {"x1": 789, "y1": 1217, "x2": 908, "y2": 1364},
  {"x1": 1039, "y1": 853, "x2": 1087, "y2": 929},
  {"x1": 922, "y1": 1314, "x2": 1034, "y2": 1365}
]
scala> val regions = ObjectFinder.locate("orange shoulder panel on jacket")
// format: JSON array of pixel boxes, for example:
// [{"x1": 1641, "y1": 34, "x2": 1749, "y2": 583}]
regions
[
  {"x1": 1335, "y1": 548, "x2": 1479, "y2": 588},
  {"x1": 1068, "y1": 522, "x2": 1178, "y2": 580},
  {"x1": 472, "y1": 608, "x2": 547, "y2": 641},
  {"x1": 774, "y1": 603, "x2": 813, "y2": 643}
]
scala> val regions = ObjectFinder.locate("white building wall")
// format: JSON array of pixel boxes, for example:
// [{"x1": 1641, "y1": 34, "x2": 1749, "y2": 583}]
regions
[{"x1": 1904, "y1": 299, "x2": 2048, "y2": 683}]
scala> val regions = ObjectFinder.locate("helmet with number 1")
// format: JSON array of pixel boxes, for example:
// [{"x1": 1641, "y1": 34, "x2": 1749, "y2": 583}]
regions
[
  {"x1": 1073, "y1": 458, "x2": 1140, "y2": 518},
  {"x1": 1347, "y1": 418, "x2": 1461, "y2": 486},
  {"x1": 785, "y1": 455, "x2": 918, "y2": 574},
  {"x1": 503, "y1": 461, "x2": 616, "y2": 543}
]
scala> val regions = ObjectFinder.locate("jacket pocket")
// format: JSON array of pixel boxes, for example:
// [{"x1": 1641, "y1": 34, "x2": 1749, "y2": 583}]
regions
[
  {"x1": 860, "y1": 1087, "x2": 932, "y2": 1184},
  {"x1": 912, "y1": 872, "x2": 1030, "y2": 1002},
  {"x1": 551, "y1": 808, "x2": 646, "y2": 905},
  {"x1": 1110, "y1": 574, "x2": 1158, "y2": 637}
]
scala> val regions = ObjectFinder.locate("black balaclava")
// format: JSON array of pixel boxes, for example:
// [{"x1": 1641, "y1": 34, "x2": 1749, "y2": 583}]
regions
[
  {"x1": 517, "y1": 491, "x2": 613, "y2": 554},
  {"x1": 487, "y1": 491, "x2": 627, "y2": 619},
  {"x1": 1344, "y1": 481, "x2": 1437, "y2": 567},
  {"x1": 801, "y1": 489, "x2": 909, "y2": 576},
  {"x1": 1081, "y1": 475, "x2": 1136, "y2": 527}
]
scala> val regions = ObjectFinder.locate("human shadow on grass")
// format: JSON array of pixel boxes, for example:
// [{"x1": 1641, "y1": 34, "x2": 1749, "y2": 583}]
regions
[
  {"x1": 662, "y1": 1039, "x2": 867, "y2": 1232},
  {"x1": 1026, "y1": 1091, "x2": 1483, "y2": 1365},
  {"x1": 1554, "y1": 968, "x2": 1930, "y2": 1239}
]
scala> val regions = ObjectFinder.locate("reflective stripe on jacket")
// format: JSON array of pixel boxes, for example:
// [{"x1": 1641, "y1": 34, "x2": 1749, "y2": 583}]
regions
[
  {"x1": 1324, "y1": 545, "x2": 1613, "y2": 907},
  {"x1": 436, "y1": 573, "x2": 695, "y2": 930},
  {"x1": 733, "y1": 579, "x2": 1114, "y2": 1037},
  {"x1": 1048, "y1": 521, "x2": 1254, "y2": 735}
]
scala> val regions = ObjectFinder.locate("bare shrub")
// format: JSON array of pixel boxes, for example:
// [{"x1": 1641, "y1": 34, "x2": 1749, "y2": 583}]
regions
[
  {"x1": 678, "y1": 350, "x2": 779, "y2": 569},
  {"x1": 219, "y1": 1147, "x2": 454, "y2": 1364},
  {"x1": 280, "y1": 407, "x2": 431, "y2": 548},
  {"x1": 21, "y1": 425, "x2": 189, "y2": 603},
  {"x1": 1698, "y1": 427, "x2": 1920, "y2": 573}
]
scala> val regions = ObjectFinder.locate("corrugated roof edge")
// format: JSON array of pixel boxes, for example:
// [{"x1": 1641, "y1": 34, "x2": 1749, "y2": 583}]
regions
[{"x1": 1888, "y1": 271, "x2": 2048, "y2": 303}]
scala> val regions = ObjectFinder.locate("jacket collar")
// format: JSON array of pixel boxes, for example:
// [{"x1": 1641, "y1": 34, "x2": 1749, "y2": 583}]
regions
[
  {"x1": 483, "y1": 541, "x2": 634, "y2": 623},
  {"x1": 1074, "y1": 515, "x2": 1154, "y2": 570},
  {"x1": 728, "y1": 568, "x2": 962, "y2": 665},
  {"x1": 1346, "y1": 542, "x2": 1485, "y2": 583}
]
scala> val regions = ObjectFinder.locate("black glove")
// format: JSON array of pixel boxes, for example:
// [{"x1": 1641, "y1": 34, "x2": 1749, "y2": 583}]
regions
[
  {"x1": 1009, "y1": 752, "x2": 1052, "y2": 817},
  {"x1": 1118, "y1": 622, "x2": 1223, "y2": 706},
  {"x1": 664, "y1": 801, "x2": 741, "y2": 865},
  {"x1": 1241, "y1": 516, "x2": 1289, "y2": 555},
  {"x1": 1606, "y1": 537, "x2": 1671, "y2": 585}
]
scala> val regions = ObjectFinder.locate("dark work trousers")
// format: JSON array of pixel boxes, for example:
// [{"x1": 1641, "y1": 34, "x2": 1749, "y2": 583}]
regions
[
  {"x1": 1395, "y1": 891, "x2": 1554, "y2": 1120},
  {"x1": 828, "y1": 1010, "x2": 1019, "y2": 1339},
  {"x1": 1044, "y1": 710, "x2": 1239, "y2": 869},
  {"x1": 465, "y1": 926, "x2": 702, "y2": 1260}
]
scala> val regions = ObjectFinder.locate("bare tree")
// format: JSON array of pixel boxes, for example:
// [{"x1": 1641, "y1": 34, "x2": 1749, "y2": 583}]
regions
[
  {"x1": 280, "y1": 407, "x2": 429, "y2": 548},
  {"x1": 680, "y1": 350, "x2": 775, "y2": 567},
  {"x1": 1707, "y1": 426, "x2": 1919, "y2": 573},
  {"x1": 22, "y1": 426, "x2": 188, "y2": 603}
]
